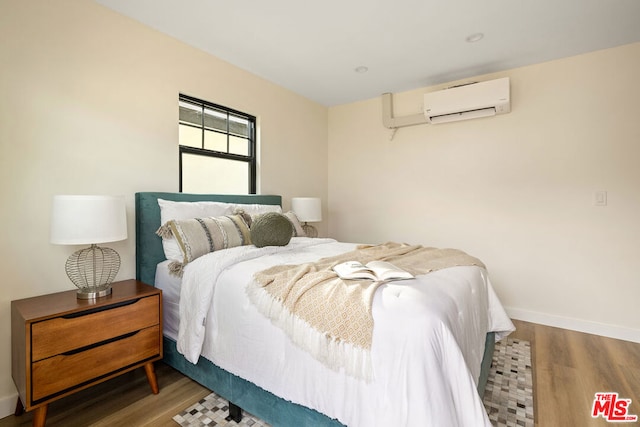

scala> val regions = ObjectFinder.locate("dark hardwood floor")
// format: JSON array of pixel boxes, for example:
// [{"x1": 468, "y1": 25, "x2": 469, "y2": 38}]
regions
[{"x1": 1, "y1": 320, "x2": 638, "y2": 426}]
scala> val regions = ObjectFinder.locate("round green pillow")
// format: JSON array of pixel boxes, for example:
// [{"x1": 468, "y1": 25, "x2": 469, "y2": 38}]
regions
[{"x1": 251, "y1": 212, "x2": 293, "y2": 248}]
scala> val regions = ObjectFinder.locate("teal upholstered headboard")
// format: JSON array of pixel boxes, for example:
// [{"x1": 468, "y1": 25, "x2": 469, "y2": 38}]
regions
[{"x1": 135, "y1": 192, "x2": 282, "y2": 286}]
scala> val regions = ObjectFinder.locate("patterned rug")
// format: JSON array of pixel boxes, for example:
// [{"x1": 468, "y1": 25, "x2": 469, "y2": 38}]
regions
[
  {"x1": 174, "y1": 338, "x2": 533, "y2": 427},
  {"x1": 483, "y1": 338, "x2": 534, "y2": 427}
]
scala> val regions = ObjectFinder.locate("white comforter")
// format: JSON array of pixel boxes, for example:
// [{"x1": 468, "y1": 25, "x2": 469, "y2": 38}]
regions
[{"x1": 177, "y1": 238, "x2": 514, "y2": 427}]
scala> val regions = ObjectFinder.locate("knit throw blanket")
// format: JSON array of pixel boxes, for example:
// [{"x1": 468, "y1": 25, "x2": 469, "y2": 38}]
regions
[{"x1": 247, "y1": 242, "x2": 485, "y2": 380}]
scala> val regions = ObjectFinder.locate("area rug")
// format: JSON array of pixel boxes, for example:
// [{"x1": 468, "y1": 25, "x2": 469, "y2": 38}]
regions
[
  {"x1": 174, "y1": 338, "x2": 533, "y2": 427},
  {"x1": 483, "y1": 338, "x2": 534, "y2": 427}
]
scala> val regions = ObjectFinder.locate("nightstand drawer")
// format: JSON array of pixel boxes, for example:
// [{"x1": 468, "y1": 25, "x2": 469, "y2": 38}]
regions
[
  {"x1": 31, "y1": 325, "x2": 160, "y2": 401},
  {"x1": 31, "y1": 295, "x2": 159, "y2": 361}
]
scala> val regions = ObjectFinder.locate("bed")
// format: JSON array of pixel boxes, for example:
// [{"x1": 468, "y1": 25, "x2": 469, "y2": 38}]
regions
[{"x1": 135, "y1": 191, "x2": 514, "y2": 427}]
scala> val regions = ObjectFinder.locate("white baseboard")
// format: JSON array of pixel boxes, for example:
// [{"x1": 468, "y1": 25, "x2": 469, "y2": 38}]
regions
[
  {"x1": 0, "y1": 393, "x2": 17, "y2": 420},
  {"x1": 506, "y1": 307, "x2": 640, "y2": 344}
]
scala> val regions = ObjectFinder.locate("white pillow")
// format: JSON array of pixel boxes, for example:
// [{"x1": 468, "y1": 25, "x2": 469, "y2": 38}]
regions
[
  {"x1": 283, "y1": 211, "x2": 307, "y2": 237},
  {"x1": 158, "y1": 199, "x2": 236, "y2": 261},
  {"x1": 232, "y1": 203, "x2": 282, "y2": 216},
  {"x1": 157, "y1": 199, "x2": 282, "y2": 261},
  {"x1": 158, "y1": 198, "x2": 235, "y2": 223}
]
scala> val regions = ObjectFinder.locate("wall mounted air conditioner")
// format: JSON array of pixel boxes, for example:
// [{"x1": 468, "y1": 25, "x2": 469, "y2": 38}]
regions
[{"x1": 423, "y1": 77, "x2": 510, "y2": 124}]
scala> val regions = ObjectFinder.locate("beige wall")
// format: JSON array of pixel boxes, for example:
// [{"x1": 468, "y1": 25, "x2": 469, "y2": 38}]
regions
[
  {"x1": 328, "y1": 42, "x2": 640, "y2": 341},
  {"x1": 0, "y1": 0, "x2": 328, "y2": 413}
]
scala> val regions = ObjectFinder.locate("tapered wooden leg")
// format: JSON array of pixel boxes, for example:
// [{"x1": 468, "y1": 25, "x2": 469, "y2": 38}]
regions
[
  {"x1": 32, "y1": 405, "x2": 47, "y2": 427},
  {"x1": 14, "y1": 397, "x2": 24, "y2": 416},
  {"x1": 144, "y1": 362, "x2": 159, "y2": 394}
]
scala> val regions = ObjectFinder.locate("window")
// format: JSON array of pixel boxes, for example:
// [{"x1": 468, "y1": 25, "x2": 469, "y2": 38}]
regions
[{"x1": 178, "y1": 94, "x2": 257, "y2": 194}]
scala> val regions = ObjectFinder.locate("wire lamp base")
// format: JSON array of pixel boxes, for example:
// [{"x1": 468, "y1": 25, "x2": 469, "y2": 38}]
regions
[
  {"x1": 302, "y1": 223, "x2": 318, "y2": 238},
  {"x1": 65, "y1": 244, "x2": 120, "y2": 299}
]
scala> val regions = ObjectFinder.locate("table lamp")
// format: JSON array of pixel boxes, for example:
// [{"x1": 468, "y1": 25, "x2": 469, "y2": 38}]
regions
[
  {"x1": 50, "y1": 195, "x2": 127, "y2": 299},
  {"x1": 291, "y1": 197, "x2": 322, "y2": 238}
]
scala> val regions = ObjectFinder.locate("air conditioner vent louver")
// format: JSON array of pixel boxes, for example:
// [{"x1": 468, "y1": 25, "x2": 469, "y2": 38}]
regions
[{"x1": 424, "y1": 78, "x2": 510, "y2": 124}]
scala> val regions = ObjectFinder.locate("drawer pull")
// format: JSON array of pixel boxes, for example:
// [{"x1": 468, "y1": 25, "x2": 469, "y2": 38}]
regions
[
  {"x1": 61, "y1": 331, "x2": 139, "y2": 356},
  {"x1": 62, "y1": 298, "x2": 140, "y2": 319}
]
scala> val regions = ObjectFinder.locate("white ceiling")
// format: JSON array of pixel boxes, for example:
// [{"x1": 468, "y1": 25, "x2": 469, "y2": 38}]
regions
[{"x1": 96, "y1": 0, "x2": 640, "y2": 106}]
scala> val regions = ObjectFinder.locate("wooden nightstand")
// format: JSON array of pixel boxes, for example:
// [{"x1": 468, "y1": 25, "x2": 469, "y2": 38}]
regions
[{"x1": 11, "y1": 279, "x2": 162, "y2": 427}]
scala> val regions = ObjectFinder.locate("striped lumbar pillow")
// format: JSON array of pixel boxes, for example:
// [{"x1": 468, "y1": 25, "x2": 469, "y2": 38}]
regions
[{"x1": 157, "y1": 214, "x2": 251, "y2": 276}]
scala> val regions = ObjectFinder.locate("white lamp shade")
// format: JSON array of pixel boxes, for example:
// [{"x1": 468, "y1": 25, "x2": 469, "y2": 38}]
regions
[
  {"x1": 291, "y1": 197, "x2": 322, "y2": 222},
  {"x1": 51, "y1": 195, "x2": 128, "y2": 245}
]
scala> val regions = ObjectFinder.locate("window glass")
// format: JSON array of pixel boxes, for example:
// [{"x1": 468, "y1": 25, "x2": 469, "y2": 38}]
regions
[
  {"x1": 178, "y1": 124, "x2": 201, "y2": 149},
  {"x1": 229, "y1": 135, "x2": 249, "y2": 156},
  {"x1": 181, "y1": 153, "x2": 249, "y2": 194},
  {"x1": 204, "y1": 129, "x2": 227, "y2": 152},
  {"x1": 178, "y1": 94, "x2": 256, "y2": 194}
]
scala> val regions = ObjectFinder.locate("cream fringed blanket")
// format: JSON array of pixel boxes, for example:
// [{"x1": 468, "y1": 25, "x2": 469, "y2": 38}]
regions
[{"x1": 247, "y1": 242, "x2": 485, "y2": 380}]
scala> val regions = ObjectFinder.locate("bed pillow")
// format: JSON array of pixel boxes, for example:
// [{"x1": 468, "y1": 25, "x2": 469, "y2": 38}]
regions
[
  {"x1": 158, "y1": 198, "x2": 236, "y2": 222},
  {"x1": 157, "y1": 213, "x2": 251, "y2": 276},
  {"x1": 158, "y1": 199, "x2": 236, "y2": 261},
  {"x1": 233, "y1": 203, "x2": 282, "y2": 216},
  {"x1": 251, "y1": 212, "x2": 293, "y2": 248},
  {"x1": 233, "y1": 203, "x2": 283, "y2": 227},
  {"x1": 283, "y1": 211, "x2": 307, "y2": 237}
]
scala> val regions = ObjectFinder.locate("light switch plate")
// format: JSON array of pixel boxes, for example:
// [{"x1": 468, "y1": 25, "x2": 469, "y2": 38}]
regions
[{"x1": 594, "y1": 190, "x2": 607, "y2": 206}]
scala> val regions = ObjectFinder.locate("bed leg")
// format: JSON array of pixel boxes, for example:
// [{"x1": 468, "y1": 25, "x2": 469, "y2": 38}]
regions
[{"x1": 226, "y1": 401, "x2": 242, "y2": 423}]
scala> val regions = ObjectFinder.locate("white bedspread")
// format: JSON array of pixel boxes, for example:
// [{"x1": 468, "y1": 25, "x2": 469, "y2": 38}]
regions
[{"x1": 176, "y1": 238, "x2": 514, "y2": 427}]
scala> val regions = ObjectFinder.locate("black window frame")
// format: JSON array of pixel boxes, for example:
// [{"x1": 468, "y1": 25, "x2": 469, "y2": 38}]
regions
[{"x1": 178, "y1": 94, "x2": 257, "y2": 194}]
